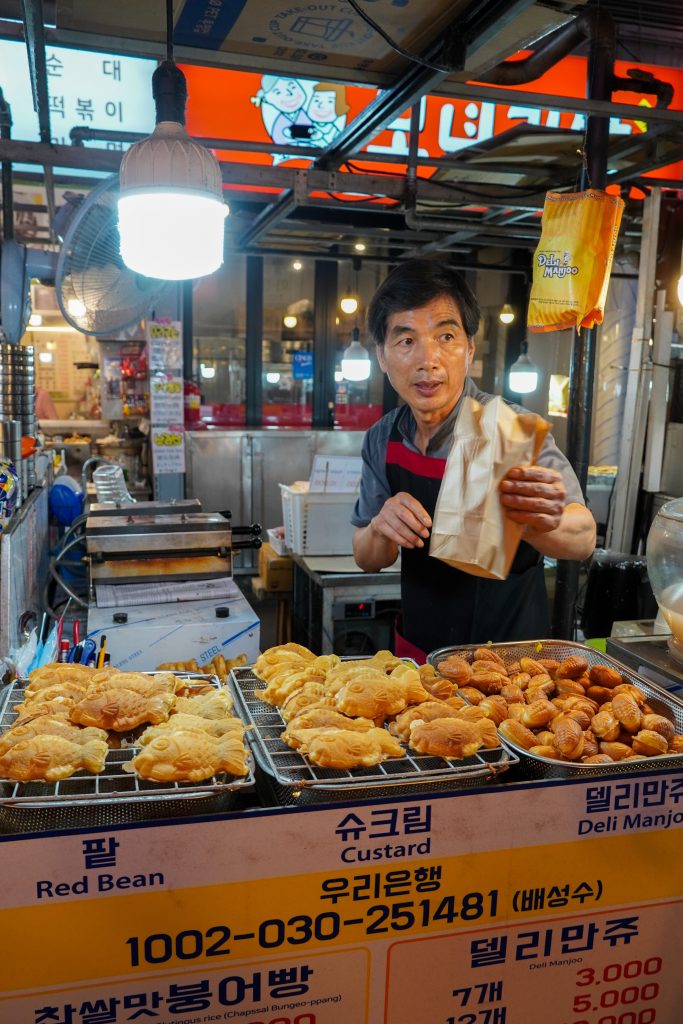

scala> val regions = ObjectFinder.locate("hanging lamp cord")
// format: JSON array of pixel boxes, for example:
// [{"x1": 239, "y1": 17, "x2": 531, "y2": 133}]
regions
[{"x1": 166, "y1": 0, "x2": 174, "y2": 62}]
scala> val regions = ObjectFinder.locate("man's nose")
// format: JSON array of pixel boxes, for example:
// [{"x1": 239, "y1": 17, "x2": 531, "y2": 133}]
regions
[{"x1": 415, "y1": 336, "x2": 441, "y2": 367}]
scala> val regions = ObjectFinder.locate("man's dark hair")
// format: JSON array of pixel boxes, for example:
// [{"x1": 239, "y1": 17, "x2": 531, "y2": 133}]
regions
[{"x1": 367, "y1": 258, "x2": 480, "y2": 346}]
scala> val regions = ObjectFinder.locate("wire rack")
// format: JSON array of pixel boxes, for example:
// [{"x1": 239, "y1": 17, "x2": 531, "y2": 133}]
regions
[
  {"x1": 428, "y1": 640, "x2": 683, "y2": 780},
  {"x1": 0, "y1": 674, "x2": 254, "y2": 832},
  {"x1": 228, "y1": 667, "x2": 518, "y2": 805}
]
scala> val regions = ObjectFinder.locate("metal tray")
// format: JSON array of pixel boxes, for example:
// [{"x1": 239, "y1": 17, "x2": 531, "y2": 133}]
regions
[
  {"x1": 228, "y1": 666, "x2": 518, "y2": 806},
  {"x1": 428, "y1": 640, "x2": 683, "y2": 780},
  {"x1": 0, "y1": 673, "x2": 254, "y2": 833}
]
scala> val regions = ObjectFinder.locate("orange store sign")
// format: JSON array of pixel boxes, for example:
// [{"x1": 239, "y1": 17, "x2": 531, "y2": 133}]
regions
[{"x1": 180, "y1": 54, "x2": 683, "y2": 189}]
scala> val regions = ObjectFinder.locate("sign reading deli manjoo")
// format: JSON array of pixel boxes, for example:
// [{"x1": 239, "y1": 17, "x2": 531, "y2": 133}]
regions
[{"x1": 1, "y1": 772, "x2": 682, "y2": 1023}]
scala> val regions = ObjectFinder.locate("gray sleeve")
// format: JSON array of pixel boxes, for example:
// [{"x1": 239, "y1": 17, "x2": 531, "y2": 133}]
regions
[
  {"x1": 351, "y1": 418, "x2": 392, "y2": 527},
  {"x1": 536, "y1": 431, "x2": 585, "y2": 506}
]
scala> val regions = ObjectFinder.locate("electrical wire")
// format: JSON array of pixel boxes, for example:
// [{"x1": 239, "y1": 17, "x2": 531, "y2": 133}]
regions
[
  {"x1": 166, "y1": 0, "x2": 174, "y2": 61},
  {"x1": 345, "y1": 0, "x2": 451, "y2": 74}
]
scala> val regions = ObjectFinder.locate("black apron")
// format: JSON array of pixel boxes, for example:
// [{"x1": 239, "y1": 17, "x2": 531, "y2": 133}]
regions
[{"x1": 385, "y1": 418, "x2": 550, "y2": 655}]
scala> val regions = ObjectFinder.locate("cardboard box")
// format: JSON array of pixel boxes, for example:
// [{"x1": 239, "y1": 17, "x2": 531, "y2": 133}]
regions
[{"x1": 258, "y1": 542, "x2": 293, "y2": 591}]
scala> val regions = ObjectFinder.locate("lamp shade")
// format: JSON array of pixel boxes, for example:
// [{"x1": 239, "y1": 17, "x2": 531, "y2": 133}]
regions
[
  {"x1": 119, "y1": 120, "x2": 227, "y2": 280},
  {"x1": 341, "y1": 332, "x2": 371, "y2": 382},
  {"x1": 508, "y1": 343, "x2": 539, "y2": 394}
]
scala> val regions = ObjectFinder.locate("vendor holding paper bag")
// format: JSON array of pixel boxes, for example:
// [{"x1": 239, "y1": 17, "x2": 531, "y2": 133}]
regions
[{"x1": 352, "y1": 260, "x2": 596, "y2": 660}]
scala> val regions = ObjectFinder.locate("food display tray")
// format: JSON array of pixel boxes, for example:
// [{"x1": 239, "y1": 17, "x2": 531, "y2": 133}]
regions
[
  {"x1": 0, "y1": 673, "x2": 254, "y2": 833},
  {"x1": 228, "y1": 666, "x2": 518, "y2": 806},
  {"x1": 428, "y1": 640, "x2": 683, "y2": 780}
]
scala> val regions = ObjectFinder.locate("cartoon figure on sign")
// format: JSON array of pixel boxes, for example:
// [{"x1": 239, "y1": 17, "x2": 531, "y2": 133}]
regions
[
  {"x1": 252, "y1": 75, "x2": 315, "y2": 160},
  {"x1": 307, "y1": 82, "x2": 349, "y2": 146}
]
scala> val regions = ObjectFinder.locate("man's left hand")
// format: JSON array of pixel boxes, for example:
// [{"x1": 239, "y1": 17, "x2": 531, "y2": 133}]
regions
[{"x1": 499, "y1": 465, "x2": 566, "y2": 534}]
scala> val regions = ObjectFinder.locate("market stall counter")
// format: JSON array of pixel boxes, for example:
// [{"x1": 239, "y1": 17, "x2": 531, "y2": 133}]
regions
[{"x1": 0, "y1": 642, "x2": 681, "y2": 1023}]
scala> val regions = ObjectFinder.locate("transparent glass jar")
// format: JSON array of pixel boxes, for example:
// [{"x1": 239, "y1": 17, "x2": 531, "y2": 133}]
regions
[{"x1": 646, "y1": 498, "x2": 683, "y2": 663}]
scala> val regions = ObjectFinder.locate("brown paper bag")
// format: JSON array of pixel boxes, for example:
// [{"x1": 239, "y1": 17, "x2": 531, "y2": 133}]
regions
[{"x1": 429, "y1": 397, "x2": 550, "y2": 580}]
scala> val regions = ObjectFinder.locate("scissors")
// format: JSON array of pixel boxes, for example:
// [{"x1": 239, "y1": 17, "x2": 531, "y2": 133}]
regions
[{"x1": 68, "y1": 638, "x2": 97, "y2": 664}]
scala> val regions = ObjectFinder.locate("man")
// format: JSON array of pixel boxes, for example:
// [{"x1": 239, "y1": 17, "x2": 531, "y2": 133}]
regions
[{"x1": 351, "y1": 259, "x2": 596, "y2": 659}]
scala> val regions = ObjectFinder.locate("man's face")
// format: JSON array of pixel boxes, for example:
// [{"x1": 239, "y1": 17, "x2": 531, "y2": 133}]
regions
[
  {"x1": 377, "y1": 294, "x2": 475, "y2": 423},
  {"x1": 267, "y1": 78, "x2": 305, "y2": 113}
]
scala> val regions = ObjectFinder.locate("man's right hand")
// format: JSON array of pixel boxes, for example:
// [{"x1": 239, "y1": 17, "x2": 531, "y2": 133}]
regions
[{"x1": 370, "y1": 491, "x2": 432, "y2": 549}]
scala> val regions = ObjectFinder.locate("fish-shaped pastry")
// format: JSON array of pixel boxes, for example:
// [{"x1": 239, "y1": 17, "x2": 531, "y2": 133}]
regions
[
  {"x1": 0, "y1": 718, "x2": 107, "y2": 755},
  {"x1": 172, "y1": 690, "x2": 234, "y2": 719},
  {"x1": 127, "y1": 729, "x2": 249, "y2": 782},
  {"x1": 306, "y1": 727, "x2": 405, "y2": 770},
  {"x1": 139, "y1": 714, "x2": 244, "y2": 745},
  {"x1": 0, "y1": 734, "x2": 108, "y2": 781},
  {"x1": 86, "y1": 672, "x2": 181, "y2": 696},
  {"x1": 70, "y1": 688, "x2": 175, "y2": 731}
]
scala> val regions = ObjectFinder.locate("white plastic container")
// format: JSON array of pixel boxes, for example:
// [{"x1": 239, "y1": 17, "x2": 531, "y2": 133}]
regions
[{"x1": 280, "y1": 483, "x2": 357, "y2": 556}]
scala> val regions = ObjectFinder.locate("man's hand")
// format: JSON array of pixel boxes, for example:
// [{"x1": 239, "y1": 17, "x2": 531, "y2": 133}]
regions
[
  {"x1": 499, "y1": 465, "x2": 566, "y2": 534},
  {"x1": 370, "y1": 491, "x2": 432, "y2": 549}
]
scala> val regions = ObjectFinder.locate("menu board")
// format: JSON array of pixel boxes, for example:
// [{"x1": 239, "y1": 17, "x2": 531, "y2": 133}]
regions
[
  {"x1": 147, "y1": 319, "x2": 185, "y2": 475},
  {"x1": 0, "y1": 770, "x2": 681, "y2": 1022}
]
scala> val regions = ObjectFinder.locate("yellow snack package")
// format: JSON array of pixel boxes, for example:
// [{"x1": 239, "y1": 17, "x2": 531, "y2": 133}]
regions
[{"x1": 527, "y1": 189, "x2": 625, "y2": 333}]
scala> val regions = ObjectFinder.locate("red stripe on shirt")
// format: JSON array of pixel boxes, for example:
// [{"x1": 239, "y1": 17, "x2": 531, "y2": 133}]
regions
[{"x1": 386, "y1": 440, "x2": 447, "y2": 479}]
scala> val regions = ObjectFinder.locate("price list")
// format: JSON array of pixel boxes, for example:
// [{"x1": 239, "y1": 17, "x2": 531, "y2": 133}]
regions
[{"x1": 385, "y1": 901, "x2": 681, "y2": 1024}]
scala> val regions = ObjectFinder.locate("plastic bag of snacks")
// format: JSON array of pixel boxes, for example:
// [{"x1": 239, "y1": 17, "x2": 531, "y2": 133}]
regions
[
  {"x1": 527, "y1": 189, "x2": 625, "y2": 333},
  {"x1": 0, "y1": 458, "x2": 18, "y2": 533}
]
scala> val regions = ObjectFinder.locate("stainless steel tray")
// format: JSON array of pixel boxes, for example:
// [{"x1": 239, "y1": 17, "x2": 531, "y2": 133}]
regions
[
  {"x1": 0, "y1": 673, "x2": 254, "y2": 832},
  {"x1": 428, "y1": 640, "x2": 683, "y2": 779},
  {"x1": 228, "y1": 666, "x2": 518, "y2": 805}
]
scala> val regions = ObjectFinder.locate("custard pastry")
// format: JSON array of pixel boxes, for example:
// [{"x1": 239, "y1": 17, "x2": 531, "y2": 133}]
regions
[
  {"x1": 306, "y1": 727, "x2": 405, "y2": 769},
  {"x1": 408, "y1": 718, "x2": 482, "y2": 759}
]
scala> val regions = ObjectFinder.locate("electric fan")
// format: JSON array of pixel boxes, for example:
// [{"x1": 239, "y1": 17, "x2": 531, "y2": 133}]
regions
[
  {"x1": 0, "y1": 239, "x2": 56, "y2": 343},
  {"x1": 54, "y1": 174, "x2": 169, "y2": 335}
]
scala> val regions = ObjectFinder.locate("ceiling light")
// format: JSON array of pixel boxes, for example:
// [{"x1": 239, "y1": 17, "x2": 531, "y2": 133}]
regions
[
  {"x1": 266, "y1": 371, "x2": 281, "y2": 384},
  {"x1": 354, "y1": 242, "x2": 366, "y2": 252},
  {"x1": 38, "y1": 351, "x2": 53, "y2": 364},
  {"x1": 341, "y1": 327, "x2": 371, "y2": 382},
  {"x1": 28, "y1": 313, "x2": 42, "y2": 327},
  {"x1": 200, "y1": 362, "x2": 216, "y2": 380},
  {"x1": 499, "y1": 303, "x2": 515, "y2": 325},
  {"x1": 117, "y1": 8, "x2": 227, "y2": 280},
  {"x1": 67, "y1": 298, "x2": 86, "y2": 318},
  {"x1": 283, "y1": 314, "x2": 298, "y2": 329},
  {"x1": 508, "y1": 341, "x2": 539, "y2": 394},
  {"x1": 292, "y1": 260, "x2": 303, "y2": 271},
  {"x1": 340, "y1": 293, "x2": 359, "y2": 315}
]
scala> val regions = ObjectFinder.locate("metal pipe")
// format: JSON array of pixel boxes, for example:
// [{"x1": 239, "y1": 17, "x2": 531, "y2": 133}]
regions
[
  {"x1": 0, "y1": 87, "x2": 13, "y2": 241},
  {"x1": 552, "y1": 11, "x2": 616, "y2": 641},
  {"x1": 227, "y1": 245, "x2": 530, "y2": 276}
]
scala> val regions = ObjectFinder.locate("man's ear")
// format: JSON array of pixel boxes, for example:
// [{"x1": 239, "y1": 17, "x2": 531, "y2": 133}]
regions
[
  {"x1": 376, "y1": 344, "x2": 387, "y2": 373},
  {"x1": 466, "y1": 338, "x2": 475, "y2": 371}
]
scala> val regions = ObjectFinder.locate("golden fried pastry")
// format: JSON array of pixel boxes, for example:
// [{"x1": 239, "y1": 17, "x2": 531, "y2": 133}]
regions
[
  {"x1": 280, "y1": 682, "x2": 328, "y2": 721},
  {"x1": 282, "y1": 709, "x2": 375, "y2": 749},
  {"x1": 443, "y1": 695, "x2": 467, "y2": 710},
  {"x1": 457, "y1": 686, "x2": 485, "y2": 705},
  {"x1": 556, "y1": 656, "x2": 589, "y2": 679},
  {"x1": 18, "y1": 681, "x2": 88, "y2": 706},
  {"x1": 437, "y1": 656, "x2": 472, "y2": 685},
  {"x1": 335, "y1": 675, "x2": 408, "y2": 721},
  {"x1": 500, "y1": 683, "x2": 526, "y2": 704},
  {"x1": 586, "y1": 685, "x2": 613, "y2": 705},
  {"x1": 631, "y1": 729, "x2": 668, "y2": 757},
  {"x1": 563, "y1": 695, "x2": 599, "y2": 717},
  {"x1": 15, "y1": 696, "x2": 75, "y2": 722},
  {"x1": 498, "y1": 718, "x2": 537, "y2": 750},
  {"x1": 306, "y1": 727, "x2": 404, "y2": 769},
  {"x1": 70, "y1": 688, "x2": 175, "y2": 731},
  {"x1": 140, "y1": 714, "x2": 244, "y2": 745},
  {"x1": 668, "y1": 735, "x2": 683, "y2": 753},
  {"x1": 128, "y1": 730, "x2": 249, "y2": 782},
  {"x1": 552, "y1": 717, "x2": 584, "y2": 760},
  {"x1": 555, "y1": 678, "x2": 587, "y2": 696},
  {"x1": 582, "y1": 730, "x2": 599, "y2": 758},
  {"x1": 588, "y1": 664, "x2": 622, "y2": 688},
  {"x1": 641, "y1": 714, "x2": 675, "y2": 744},
  {"x1": 520, "y1": 698, "x2": 558, "y2": 729},
  {"x1": 478, "y1": 696, "x2": 509, "y2": 725},
  {"x1": 464, "y1": 672, "x2": 505, "y2": 695},
  {"x1": 612, "y1": 682, "x2": 646, "y2": 705},
  {"x1": 528, "y1": 744, "x2": 562, "y2": 760},
  {"x1": 508, "y1": 672, "x2": 531, "y2": 689},
  {"x1": 453, "y1": 704, "x2": 487, "y2": 723},
  {"x1": 598, "y1": 741, "x2": 633, "y2": 761},
  {"x1": 611, "y1": 692, "x2": 642, "y2": 734},
  {"x1": 475, "y1": 718, "x2": 501, "y2": 748},
  {"x1": 173, "y1": 690, "x2": 233, "y2": 719},
  {"x1": 0, "y1": 718, "x2": 107, "y2": 754},
  {"x1": 519, "y1": 657, "x2": 547, "y2": 677},
  {"x1": 0, "y1": 734, "x2": 108, "y2": 781},
  {"x1": 418, "y1": 665, "x2": 456, "y2": 700},
  {"x1": 388, "y1": 663, "x2": 431, "y2": 705},
  {"x1": 472, "y1": 660, "x2": 507, "y2": 678},
  {"x1": 409, "y1": 718, "x2": 482, "y2": 759},
  {"x1": 535, "y1": 730, "x2": 555, "y2": 746},
  {"x1": 583, "y1": 754, "x2": 614, "y2": 764},
  {"x1": 27, "y1": 662, "x2": 95, "y2": 688},
  {"x1": 538, "y1": 658, "x2": 561, "y2": 676},
  {"x1": 87, "y1": 672, "x2": 180, "y2": 697},
  {"x1": 473, "y1": 647, "x2": 506, "y2": 667},
  {"x1": 388, "y1": 702, "x2": 459, "y2": 741}
]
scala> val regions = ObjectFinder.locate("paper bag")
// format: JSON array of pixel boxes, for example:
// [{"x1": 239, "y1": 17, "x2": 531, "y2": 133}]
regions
[
  {"x1": 429, "y1": 397, "x2": 550, "y2": 580},
  {"x1": 527, "y1": 188, "x2": 625, "y2": 333}
]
